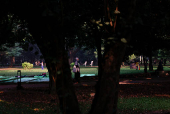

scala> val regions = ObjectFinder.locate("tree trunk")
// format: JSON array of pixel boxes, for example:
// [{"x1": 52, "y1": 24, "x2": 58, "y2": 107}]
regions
[
  {"x1": 10, "y1": 56, "x2": 15, "y2": 67},
  {"x1": 89, "y1": 0, "x2": 136, "y2": 113},
  {"x1": 29, "y1": 26, "x2": 81, "y2": 114},
  {"x1": 97, "y1": 40, "x2": 102, "y2": 80},
  {"x1": 46, "y1": 51, "x2": 81, "y2": 114},
  {"x1": 149, "y1": 51, "x2": 153, "y2": 71},
  {"x1": 143, "y1": 56, "x2": 147, "y2": 73},
  {"x1": 89, "y1": 42, "x2": 126, "y2": 114}
]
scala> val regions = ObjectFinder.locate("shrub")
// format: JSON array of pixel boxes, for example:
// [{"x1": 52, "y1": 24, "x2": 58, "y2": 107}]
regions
[
  {"x1": 70, "y1": 62, "x2": 80, "y2": 69},
  {"x1": 22, "y1": 62, "x2": 33, "y2": 70},
  {"x1": 70, "y1": 62, "x2": 75, "y2": 68}
]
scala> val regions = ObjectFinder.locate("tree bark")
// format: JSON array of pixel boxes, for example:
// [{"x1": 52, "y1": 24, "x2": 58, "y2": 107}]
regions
[
  {"x1": 89, "y1": 0, "x2": 136, "y2": 113},
  {"x1": 28, "y1": 21, "x2": 81, "y2": 113},
  {"x1": 46, "y1": 51, "x2": 81, "y2": 114},
  {"x1": 89, "y1": 42, "x2": 126, "y2": 114}
]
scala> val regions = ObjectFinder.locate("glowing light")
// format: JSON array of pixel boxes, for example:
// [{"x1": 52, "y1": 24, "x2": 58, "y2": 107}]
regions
[
  {"x1": 121, "y1": 38, "x2": 127, "y2": 43},
  {"x1": 33, "y1": 108, "x2": 44, "y2": 111},
  {"x1": 90, "y1": 93, "x2": 95, "y2": 97}
]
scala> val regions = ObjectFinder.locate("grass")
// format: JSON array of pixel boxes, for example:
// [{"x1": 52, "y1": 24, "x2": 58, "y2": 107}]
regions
[
  {"x1": 1, "y1": 97, "x2": 170, "y2": 114},
  {"x1": 0, "y1": 100, "x2": 60, "y2": 114},
  {"x1": 117, "y1": 97, "x2": 170, "y2": 114},
  {"x1": 1, "y1": 65, "x2": 170, "y2": 77},
  {"x1": 0, "y1": 69, "x2": 49, "y2": 76},
  {"x1": 1, "y1": 66, "x2": 170, "y2": 113}
]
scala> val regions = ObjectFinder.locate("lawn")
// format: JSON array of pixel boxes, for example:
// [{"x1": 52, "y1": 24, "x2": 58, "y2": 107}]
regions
[
  {"x1": 1, "y1": 66, "x2": 170, "y2": 113},
  {"x1": 0, "y1": 68, "x2": 49, "y2": 76},
  {"x1": 1, "y1": 96, "x2": 170, "y2": 114},
  {"x1": 118, "y1": 97, "x2": 170, "y2": 114},
  {"x1": 1, "y1": 65, "x2": 170, "y2": 77},
  {"x1": 1, "y1": 82, "x2": 170, "y2": 114}
]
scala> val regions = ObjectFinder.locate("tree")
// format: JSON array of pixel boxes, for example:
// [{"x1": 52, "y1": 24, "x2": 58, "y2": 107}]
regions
[
  {"x1": 0, "y1": 0, "x2": 152, "y2": 114},
  {"x1": 88, "y1": 1, "x2": 137, "y2": 113},
  {"x1": 129, "y1": 0, "x2": 170, "y2": 71},
  {"x1": 2, "y1": 43, "x2": 23, "y2": 67}
]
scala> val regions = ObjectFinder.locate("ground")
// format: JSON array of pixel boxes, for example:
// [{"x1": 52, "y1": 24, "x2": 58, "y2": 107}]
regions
[{"x1": 1, "y1": 69, "x2": 170, "y2": 114}]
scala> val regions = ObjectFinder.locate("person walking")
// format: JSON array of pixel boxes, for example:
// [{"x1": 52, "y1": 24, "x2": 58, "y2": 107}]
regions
[
  {"x1": 74, "y1": 57, "x2": 80, "y2": 83},
  {"x1": 136, "y1": 61, "x2": 139, "y2": 70},
  {"x1": 41, "y1": 62, "x2": 44, "y2": 70}
]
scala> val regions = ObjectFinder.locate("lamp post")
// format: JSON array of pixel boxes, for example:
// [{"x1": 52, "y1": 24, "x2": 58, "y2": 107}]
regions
[{"x1": 17, "y1": 70, "x2": 23, "y2": 89}]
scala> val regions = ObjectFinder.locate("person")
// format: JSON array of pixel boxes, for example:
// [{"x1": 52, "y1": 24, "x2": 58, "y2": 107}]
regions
[
  {"x1": 74, "y1": 57, "x2": 80, "y2": 83},
  {"x1": 157, "y1": 59, "x2": 163, "y2": 71},
  {"x1": 41, "y1": 62, "x2": 44, "y2": 70},
  {"x1": 136, "y1": 61, "x2": 139, "y2": 70}
]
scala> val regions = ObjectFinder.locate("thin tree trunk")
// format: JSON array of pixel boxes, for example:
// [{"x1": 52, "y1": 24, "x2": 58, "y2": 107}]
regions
[
  {"x1": 149, "y1": 49, "x2": 153, "y2": 71},
  {"x1": 143, "y1": 56, "x2": 147, "y2": 73},
  {"x1": 10, "y1": 56, "x2": 15, "y2": 67}
]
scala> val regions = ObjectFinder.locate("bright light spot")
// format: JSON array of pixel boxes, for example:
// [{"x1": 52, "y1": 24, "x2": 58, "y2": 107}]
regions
[
  {"x1": 90, "y1": 93, "x2": 95, "y2": 97},
  {"x1": 0, "y1": 91, "x2": 4, "y2": 93},
  {"x1": 114, "y1": 10, "x2": 120, "y2": 14},
  {"x1": 121, "y1": 38, "x2": 127, "y2": 43},
  {"x1": 34, "y1": 108, "x2": 44, "y2": 111},
  {"x1": 96, "y1": 21, "x2": 100, "y2": 24},
  {"x1": 105, "y1": 22, "x2": 110, "y2": 25},
  {"x1": 99, "y1": 24, "x2": 103, "y2": 26}
]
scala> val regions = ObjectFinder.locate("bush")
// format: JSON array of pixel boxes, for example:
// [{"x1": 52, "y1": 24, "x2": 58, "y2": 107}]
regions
[
  {"x1": 70, "y1": 62, "x2": 75, "y2": 68},
  {"x1": 22, "y1": 62, "x2": 33, "y2": 70},
  {"x1": 70, "y1": 62, "x2": 80, "y2": 69}
]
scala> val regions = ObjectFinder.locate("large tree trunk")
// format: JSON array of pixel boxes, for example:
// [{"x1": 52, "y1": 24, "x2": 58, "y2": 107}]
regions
[
  {"x1": 46, "y1": 51, "x2": 81, "y2": 114},
  {"x1": 89, "y1": 42, "x2": 127, "y2": 114},
  {"x1": 29, "y1": 24, "x2": 81, "y2": 113},
  {"x1": 89, "y1": 0, "x2": 136, "y2": 113}
]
